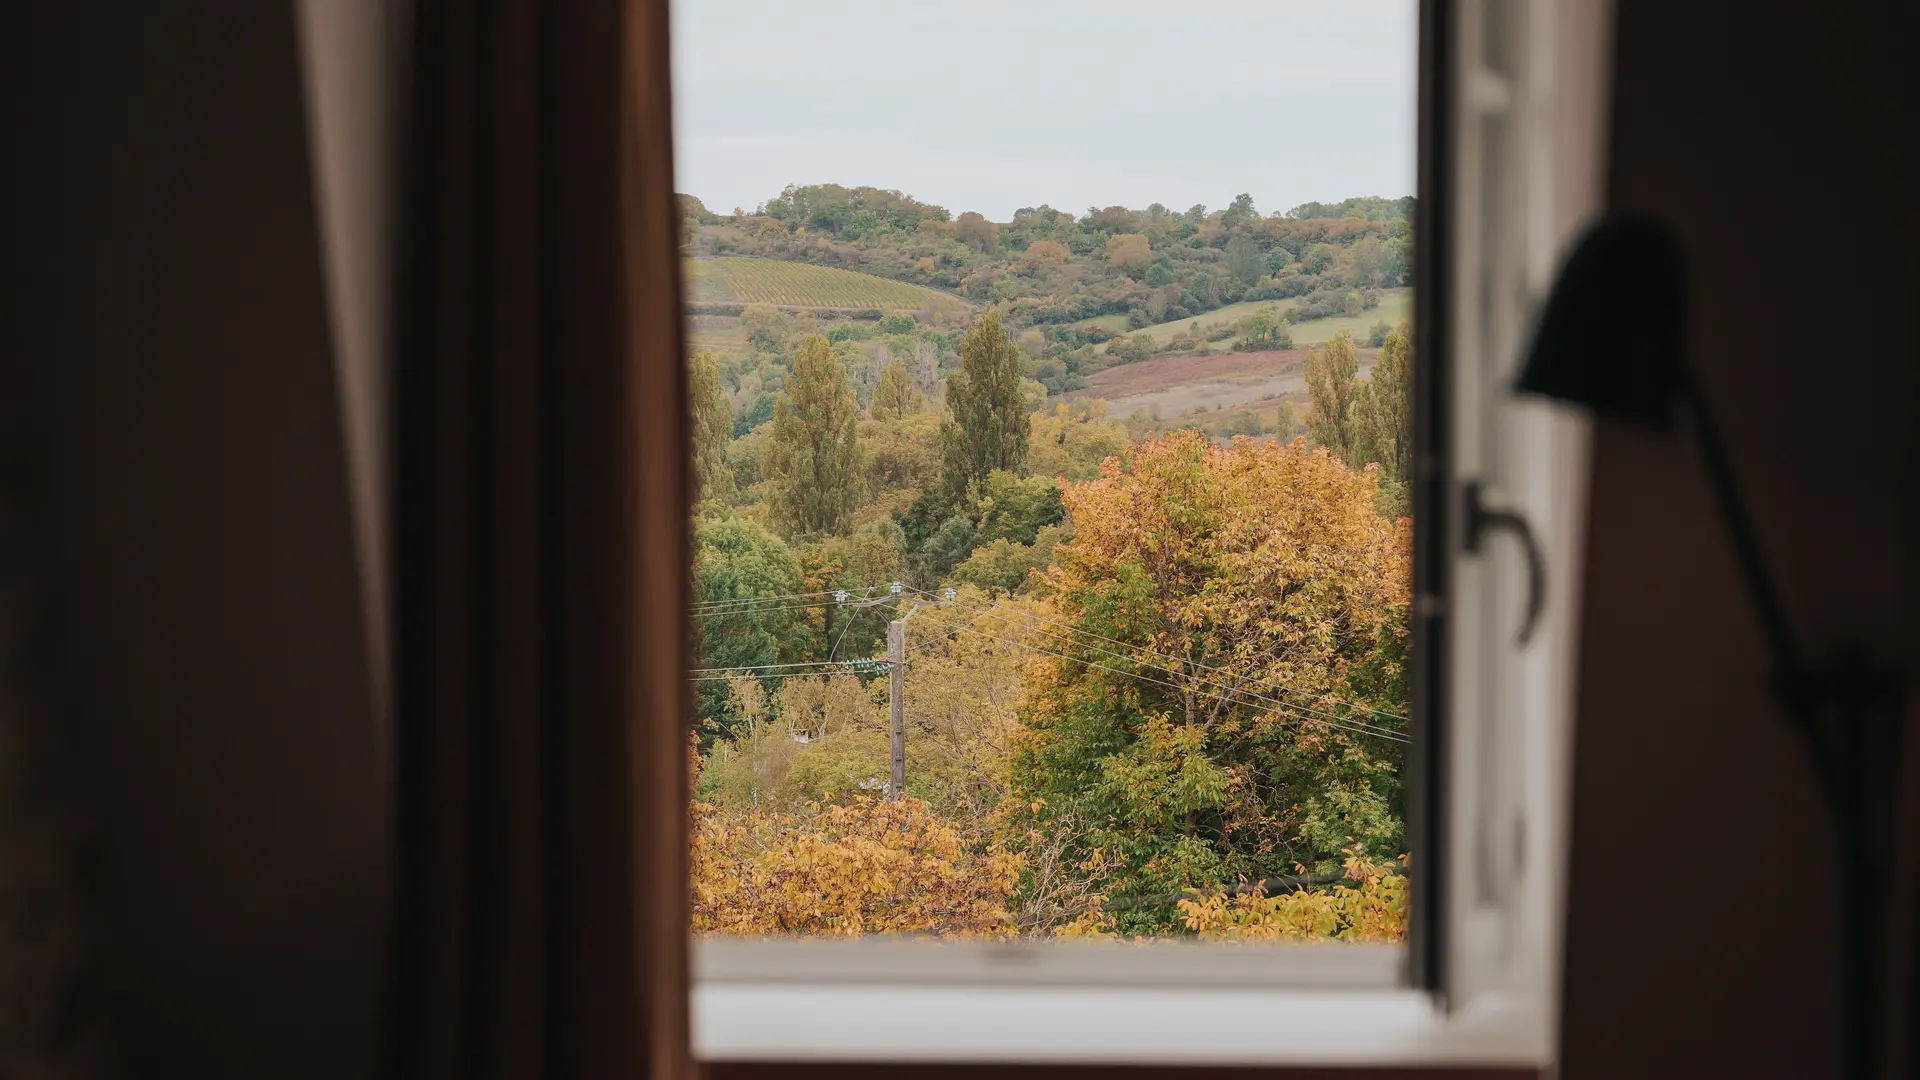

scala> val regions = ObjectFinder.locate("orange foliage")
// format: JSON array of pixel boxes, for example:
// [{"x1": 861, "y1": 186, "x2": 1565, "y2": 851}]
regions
[{"x1": 690, "y1": 796, "x2": 1023, "y2": 938}]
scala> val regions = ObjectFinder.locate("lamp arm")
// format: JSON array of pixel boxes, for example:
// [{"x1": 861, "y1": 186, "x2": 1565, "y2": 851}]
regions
[
  {"x1": 1677, "y1": 371, "x2": 1903, "y2": 1079},
  {"x1": 1674, "y1": 372, "x2": 1807, "y2": 687}
]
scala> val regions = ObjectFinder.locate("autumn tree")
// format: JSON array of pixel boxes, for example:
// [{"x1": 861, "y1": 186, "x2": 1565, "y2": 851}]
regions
[
  {"x1": 1304, "y1": 329, "x2": 1360, "y2": 459},
  {"x1": 1105, "y1": 233, "x2": 1151, "y2": 274},
  {"x1": 771, "y1": 334, "x2": 861, "y2": 536},
  {"x1": 690, "y1": 796, "x2": 1021, "y2": 938},
  {"x1": 940, "y1": 309, "x2": 1031, "y2": 499},
  {"x1": 870, "y1": 357, "x2": 924, "y2": 420},
  {"x1": 1009, "y1": 432, "x2": 1410, "y2": 931},
  {"x1": 690, "y1": 351, "x2": 734, "y2": 505},
  {"x1": 955, "y1": 211, "x2": 999, "y2": 252},
  {"x1": 1022, "y1": 239, "x2": 1068, "y2": 270}
]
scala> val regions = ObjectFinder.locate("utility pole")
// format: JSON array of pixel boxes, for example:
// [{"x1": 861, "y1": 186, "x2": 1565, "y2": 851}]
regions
[
  {"x1": 878, "y1": 588, "x2": 950, "y2": 802},
  {"x1": 887, "y1": 617, "x2": 905, "y2": 800}
]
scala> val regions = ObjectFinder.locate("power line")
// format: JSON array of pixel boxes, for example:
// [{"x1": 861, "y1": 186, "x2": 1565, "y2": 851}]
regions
[
  {"x1": 689, "y1": 587, "x2": 1406, "y2": 740},
  {"x1": 689, "y1": 665, "x2": 886, "y2": 684},
  {"x1": 691, "y1": 588, "x2": 908, "y2": 621},
  {"x1": 691, "y1": 587, "x2": 844, "y2": 611},
  {"x1": 688, "y1": 598, "x2": 838, "y2": 620},
  {"x1": 689, "y1": 660, "x2": 867, "y2": 675},
  {"x1": 905, "y1": 586, "x2": 1408, "y2": 724},
  {"x1": 692, "y1": 583, "x2": 909, "y2": 612}
]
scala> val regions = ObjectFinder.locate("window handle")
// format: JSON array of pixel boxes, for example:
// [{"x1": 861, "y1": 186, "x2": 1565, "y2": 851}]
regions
[{"x1": 1464, "y1": 481, "x2": 1546, "y2": 646}]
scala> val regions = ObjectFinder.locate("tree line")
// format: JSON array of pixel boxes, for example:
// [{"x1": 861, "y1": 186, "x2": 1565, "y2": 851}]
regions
[{"x1": 681, "y1": 185, "x2": 1410, "y2": 341}]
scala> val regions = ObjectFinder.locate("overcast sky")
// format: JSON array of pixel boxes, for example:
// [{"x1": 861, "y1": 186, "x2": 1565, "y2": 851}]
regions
[{"x1": 671, "y1": 0, "x2": 1417, "y2": 222}]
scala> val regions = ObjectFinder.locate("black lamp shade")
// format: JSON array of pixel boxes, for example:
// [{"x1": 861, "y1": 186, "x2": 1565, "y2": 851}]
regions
[{"x1": 1514, "y1": 215, "x2": 1688, "y2": 428}]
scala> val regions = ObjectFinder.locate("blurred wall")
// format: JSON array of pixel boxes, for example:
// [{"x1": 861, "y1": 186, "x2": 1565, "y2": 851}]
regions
[
  {"x1": 1559, "y1": 1, "x2": 1919, "y2": 1077},
  {"x1": 0, "y1": 4, "x2": 390, "y2": 1077}
]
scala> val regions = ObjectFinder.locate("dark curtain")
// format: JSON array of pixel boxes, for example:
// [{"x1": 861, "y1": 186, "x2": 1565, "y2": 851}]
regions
[{"x1": 388, "y1": 1, "x2": 691, "y2": 1077}]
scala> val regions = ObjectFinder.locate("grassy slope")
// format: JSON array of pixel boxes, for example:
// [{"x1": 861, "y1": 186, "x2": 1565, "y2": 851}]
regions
[
  {"x1": 1078, "y1": 287, "x2": 1412, "y2": 350},
  {"x1": 685, "y1": 256, "x2": 958, "y2": 311}
]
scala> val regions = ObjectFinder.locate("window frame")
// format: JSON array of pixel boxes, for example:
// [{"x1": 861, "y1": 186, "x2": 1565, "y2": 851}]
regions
[{"x1": 686, "y1": 0, "x2": 1610, "y2": 1066}]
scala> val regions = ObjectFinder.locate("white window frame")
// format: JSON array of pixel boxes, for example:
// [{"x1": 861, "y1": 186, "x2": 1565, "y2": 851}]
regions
[{"x1": 690, "y1": 0, "x2": 1613, "y2": 1066}]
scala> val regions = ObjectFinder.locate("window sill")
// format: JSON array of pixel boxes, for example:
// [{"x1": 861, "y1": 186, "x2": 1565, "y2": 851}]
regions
[{"x1": 692, "y1": 940, "x2": 1550, "y2": 1068}]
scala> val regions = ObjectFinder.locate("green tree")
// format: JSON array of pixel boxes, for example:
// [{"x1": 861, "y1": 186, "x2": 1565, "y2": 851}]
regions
[
  {"x1": 690, "y1": 351, "x2": 734, "y2": 505},
  {"x1": 1220, "y1": 192, "x2": 1257, "y2": 230},
  {"x1": 771, "y1": 334, "x2": 862, "y2": 536},
  {"x1": 1304, "y1": 330, "x2": 1360, "y2": 459},
  {"x1": 950, "y1": 525, "x2": 1063, "y2": 596},
  {"x1": 1236, "y1": 305, "x2": 1291, "y2": 351},
  {"x1": 940, "y1": 310, "x2": 1031, "y2": 499},
  {"x1": 692, "y1": 518, "x2": 807, "y2": 743},
  {"x1": 1226, "y1": 236, "x2": 1265, "y2": 286},
  {"x1": 973, "y1": 470, "x2": 1065, "y2": 545},
  {"x1": 911, "y1": 515, "x2": 978, "y2": 584},
  {"x1": 871, "y1": 357, "x2": 924, "y2": 420}
]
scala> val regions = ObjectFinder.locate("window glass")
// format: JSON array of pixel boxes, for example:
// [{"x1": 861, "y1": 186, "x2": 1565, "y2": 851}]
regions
[{"x1": 674, "y1": 0, "x2": 1420, "y2": 945}]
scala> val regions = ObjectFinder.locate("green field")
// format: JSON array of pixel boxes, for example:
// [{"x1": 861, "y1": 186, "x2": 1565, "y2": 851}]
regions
[
  {"x1": 685, "y1": 257, "x2": 959, "y2": 311},
  {"x1": 1096, "y1": 287, "x2": 1411, "y2": 352},
  {"x1": 1072, "y1": 313, "x2": 1132, "y2": 335}
]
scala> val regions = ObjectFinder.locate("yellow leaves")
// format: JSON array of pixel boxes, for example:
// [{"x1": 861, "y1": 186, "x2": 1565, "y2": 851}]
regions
[
  {"x1": 689, "y1": 796, "x2": 1024, "y2": 939},
  {"x1": 1175, "y1": 856, "x2": 1408, "y2": 943}
]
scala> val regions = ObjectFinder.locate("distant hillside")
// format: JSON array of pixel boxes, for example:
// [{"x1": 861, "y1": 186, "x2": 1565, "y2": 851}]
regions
[
  {"x1": 684, "y1": 256, "x2": 966, "y2": 313},
  {"x1": 1104, "y1": 287, "x2": 1412, "y2": 351},
  {"x1": 680, "y1": 185, "x2": 1412, "y2": 340}
]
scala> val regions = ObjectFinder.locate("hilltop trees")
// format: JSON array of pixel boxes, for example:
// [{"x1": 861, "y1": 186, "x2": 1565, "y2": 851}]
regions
[
  {"x1": 697, "y1": 183, "x2": 1411, "y2": 340},
  {"x1": 1304, "y1": 330, "x2": 1360, "y2": 459},
  {"x1": 771, "y1": 335, "x2": 861, "y2": 536},
  {"x1": 939, "y1": 309, "x2": 1030, "y2": 498},
  {"x1": 955, "y1": 211, "x2": 999, "y2": 252}
]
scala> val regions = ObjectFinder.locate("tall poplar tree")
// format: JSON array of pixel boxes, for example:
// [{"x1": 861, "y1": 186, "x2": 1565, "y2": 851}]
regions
[
  {"x1": 1352, "y1": 320, "x2": 1413, "y2": 484},
  {"x1": 689, "y1": 350, "x2": 734, "y2": 505},
  {"x1": 1304, "y1": 329, "x2": 1360, "y2": 459},
  {"x1": 770, "y1": 334, "x2": 860, "y2": 536},
  {"x1": 939, "y1": 309, "x2": 1029, "y2": 499}
]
